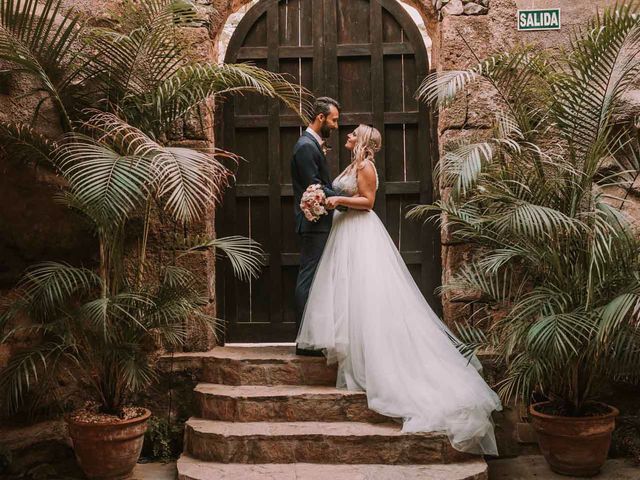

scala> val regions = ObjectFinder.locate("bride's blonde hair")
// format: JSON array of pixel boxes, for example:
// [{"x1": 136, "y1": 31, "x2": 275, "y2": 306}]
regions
[{"x1": 351, "y1": 124, "x2": 382, "y2": 170}]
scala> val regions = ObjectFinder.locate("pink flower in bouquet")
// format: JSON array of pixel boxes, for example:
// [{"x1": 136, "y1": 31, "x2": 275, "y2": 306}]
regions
[{"x1": 300, "y1": 184, "x2": 328, "y2": 222}]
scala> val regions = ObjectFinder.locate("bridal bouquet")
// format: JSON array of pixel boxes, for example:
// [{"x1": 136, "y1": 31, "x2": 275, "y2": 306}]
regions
[{"x1": 300, "y1": 184, "x2": 328, "y2": 222}]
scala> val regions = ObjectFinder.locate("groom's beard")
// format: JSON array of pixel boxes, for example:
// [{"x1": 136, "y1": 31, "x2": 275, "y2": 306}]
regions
[{"x1": 320, "y1": 121, "x2": 332, "y2": 139}]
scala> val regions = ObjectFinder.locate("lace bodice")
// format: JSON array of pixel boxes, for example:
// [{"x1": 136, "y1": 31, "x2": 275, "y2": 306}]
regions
[{"x1": 332, "y1": 162, "x2": 379, "y2": 197}]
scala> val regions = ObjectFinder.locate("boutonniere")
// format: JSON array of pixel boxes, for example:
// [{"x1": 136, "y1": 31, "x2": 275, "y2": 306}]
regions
[{"x1": 320, "y1": 141, "x2": 331, "y2": 156}]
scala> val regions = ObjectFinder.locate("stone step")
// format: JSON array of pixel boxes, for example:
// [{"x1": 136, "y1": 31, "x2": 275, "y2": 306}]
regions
[
  {"x1": 199, "y1": 346, "x2": 337, "y2": 386},
  {"x1": 195, "y1": 383, "x2": 388, "y2": 423},
  {"x1": 184, "y1": 419, "x2": 471, "y2": 465},
  {"x1": 177, "y1": 454, "x2": 488, "y2": 479}
]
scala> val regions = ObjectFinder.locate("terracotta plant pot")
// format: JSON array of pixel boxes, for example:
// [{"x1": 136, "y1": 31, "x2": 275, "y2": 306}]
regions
[
  {"x1": 529, "y1": 401, "x2": 618, "y2": 477},
  {"x1": 66, "y1": 408, "x2": 151, "y2": 480}
]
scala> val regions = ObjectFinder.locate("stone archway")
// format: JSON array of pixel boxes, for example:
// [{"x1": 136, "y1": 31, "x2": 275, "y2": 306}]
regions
[{"x1": 216, "y1": 0, "x2": 434, "y2": 64}]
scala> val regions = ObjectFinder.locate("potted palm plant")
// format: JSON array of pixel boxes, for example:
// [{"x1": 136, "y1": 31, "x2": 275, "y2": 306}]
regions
[
  {"x1": 0, "y1": 0, "x2": 310, "y2": 478},
  {"x1": 410, "y1": 3, "x2": 640, "y2": 476}
]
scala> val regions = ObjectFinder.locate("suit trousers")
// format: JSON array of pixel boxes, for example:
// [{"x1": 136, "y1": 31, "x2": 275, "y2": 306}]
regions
[{"x1": 295, "y1": 231, "x2": 330, "y2": 333}]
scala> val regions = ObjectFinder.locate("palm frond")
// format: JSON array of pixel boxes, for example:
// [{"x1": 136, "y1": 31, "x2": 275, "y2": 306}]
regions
[
  {"x1": 140, "y1": 265, "x2": 214, "y2": 346},
  {"x1": 84, "y1": 111, "x2": 232, "y2": 223},
  {"x1": 180, "y1": 235, "x2": 265, "y2": 281},
  {"x1": 0, "y1": 342, "x2": 70, "y2": 412},
  {"x1": 435, "y1": 141, "x2": 494, "y2": 196},
  {"x1": 0, "y1": 0, "x2": 86, "y2": 128},
  {"x1": 525, "y1": 312, "x2": 594, "y2": 359},
  {"x1": 596, "y1": 292, "x2": 640, "y2": 343},
  {"x1": 415, "y1": 69, "x2": 481, "y2": 106},
  {"x1": 495, "y1": 352, "x2": 548, "y2": 403},
  {"x1": 416, "y1": 48, "x2": 546, "y2": 113},
  {"x1": 407, "y1": 196, "x2": 481, "y2": 226},
  {"x1": 156, "y1": 146, "x2": 229, "y2": 222},
  {"x1": 443, "y1": 261, "x2": 524, "y2": 305},
  {"x1": 138, "y1": 0, "x2": 200, "y2": 28},
  {"x1": 551, "y1": 3, "x2": 640, "y2": 164},
  {"x1": 119, "y1": 353, "x2": 156, "y2": 392},
  {"x1": 491, "y1": 202, "x2": 584, "y2": 239},
  {"x1": 54, "y1": 134, "x2": 152, "y2": 226},
  {"x1": 19, "y1": 262, "x2": 101, "y2": 316},
  {"x1": 80, "y1": 293, "x2": 154, "y2": 339},
  {"x1": 451, "y1": 324, "x2": 491, "y2": 363},
  {"x1": 604, "y1": 326, "x2": 640, "y2": 377},
  {"x1": 405, "y1": 202, "x2": 442, "y2": 223},
  {"x1": 86, "y1": 21, "x2": 184, "y2": 101},
  {"x1": 159, "y1": 265, "x2": 200, "y2": 291},
  {"x1": 493, "y1": 111, "x2": 525, "y2": 153},
  {"x1": 476, "y1": 246, "x2": 530, "y2": 275},
  {"x1": 0, "y1": 121, "x2": 56, "y2": 166},
  {"x1": 189, "y1": 308, "x2": 221, "y2": 338},
  {"x1": 144, "y1": 63, "x2": 314, "y2": 133}
]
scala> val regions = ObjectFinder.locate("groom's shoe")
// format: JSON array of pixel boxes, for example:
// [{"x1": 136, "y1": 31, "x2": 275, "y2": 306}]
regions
[{"x1": 295, "y1": 345, "x2": 324, "y2": 357}]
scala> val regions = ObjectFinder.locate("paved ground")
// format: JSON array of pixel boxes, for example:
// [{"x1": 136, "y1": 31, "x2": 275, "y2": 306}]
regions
[
  {"x1": 130, "y1": 456, "x2": 639, "y2": 480},
  {"x1": 488, "y1": 456, "x2": 639, "y2": 479}
]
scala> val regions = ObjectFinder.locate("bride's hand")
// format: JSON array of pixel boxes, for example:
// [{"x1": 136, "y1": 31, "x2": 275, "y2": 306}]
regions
[{"x1": 326, "y1": 197, "x2": 341, "y2": 210}]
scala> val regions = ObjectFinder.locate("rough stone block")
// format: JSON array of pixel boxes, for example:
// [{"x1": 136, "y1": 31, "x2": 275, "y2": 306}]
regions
[
  {"x1": 0, "y1": 420, "x2": 69, "y2": 452},
  {"x1": 179, "y1": 26, "x2": 213, "y2": 60},
  {"x1": 184, "y1": 419, "x2": 457, "y2": 465},
  {"x1": 438, "y1": 128, "x2": 493, "y2": 157},
  {"x1": 443, "y1": 243, "x2": 478, "y2": 280},
  {"x1": 167, "y1": 140, "x2": 213, "y2": 151},
  {"x1": 440, "y1": 14, "x2": 513, "y2": 71},
  {"x1": 200, "y1": 347, "x2": 337, "y2": 386},
  {"x1": 442, "y1": 299, "x2": 474, "y2": 329},
  {"x1": 613, "y1": 89, "x2": 640, "y2": 125},
  {"x1": 168, "y1": 118, "x2": 185, "y2": 141},
  {"x1": 184, "y1": 108, "x2": 210, "y2": 141},
  {"x1": 464, "y1": 3, "x2": 488, "y2": 15},
  {"x1": 177, "y1": 455, "x2": 489, "y2": 480},
  {"x1": 443, "y1": 0, "x2": 464, "y2": 16},
  {"x1": 195, "y1": 384, "x2": 387, "y2": 423}
]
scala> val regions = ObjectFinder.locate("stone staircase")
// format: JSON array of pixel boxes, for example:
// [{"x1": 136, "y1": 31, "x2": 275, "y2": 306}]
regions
[{"x1": 176, "y1": 345, "x2": 488, "y2": 479}]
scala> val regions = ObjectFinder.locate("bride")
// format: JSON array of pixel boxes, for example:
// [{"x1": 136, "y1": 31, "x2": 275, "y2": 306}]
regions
[{"x1": 296, "y1": 124, "x2": 502, "y2": 456}]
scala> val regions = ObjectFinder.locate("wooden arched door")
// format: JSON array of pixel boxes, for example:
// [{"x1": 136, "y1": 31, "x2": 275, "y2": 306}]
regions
[{"x1": 217, "y1": 0, "x2": 438, "y2": 343}]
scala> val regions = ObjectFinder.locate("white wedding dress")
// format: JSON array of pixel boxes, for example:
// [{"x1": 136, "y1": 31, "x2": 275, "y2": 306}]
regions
[{"x1": 296, "y1": 162, "x2": 502, "y2": 456}]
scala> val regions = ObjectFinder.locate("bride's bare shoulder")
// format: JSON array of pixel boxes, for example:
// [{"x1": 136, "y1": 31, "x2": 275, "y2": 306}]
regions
[
  {"x1": 357, "y1": 159, "x2": 376, "y2": 171},
  {"x1": 358, "y1": 160, "x2": 377, "y2": 177}
]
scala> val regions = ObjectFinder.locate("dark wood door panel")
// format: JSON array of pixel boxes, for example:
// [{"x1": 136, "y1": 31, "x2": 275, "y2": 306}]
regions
[{"x1": 217, "y1": 0, "x2": 435, "y2": 342}]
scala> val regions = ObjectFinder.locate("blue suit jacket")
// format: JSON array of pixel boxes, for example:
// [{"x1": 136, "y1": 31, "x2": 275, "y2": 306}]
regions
[{"x1": 291, "y1": 131, "x2": 337, "y2": 234}]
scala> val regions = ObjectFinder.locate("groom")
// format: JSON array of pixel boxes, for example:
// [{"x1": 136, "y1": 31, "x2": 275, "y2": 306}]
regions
[{"x1": 291, "y1": 96, "x2": 341, "y2": 356}]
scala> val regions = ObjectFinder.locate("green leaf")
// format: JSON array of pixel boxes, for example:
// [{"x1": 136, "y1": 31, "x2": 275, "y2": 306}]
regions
[
  {"x1": 84, "y1": 112, "x2": 232, "y2": 223},
  {"x1": 144, "y1": 63, "x2": 314, "y2": 133},
  {"x1": 0, "y1": 121, "x2": 56, "y2": 166},
  {"x1": 19, "y1": 262, "x2": 101, "y2": 315},
  {"x1": 596, "y1": 292, "x2": 640, "y2": 342},
  {"x1": 181, "y1": 235, "x2": 265, "y2": 282},
  {"x1": 435, "y1": 142, "x2": 494, "y2": 196},
  {"x1": 0, "y1": 0, "x2": 86, "y2": 129},
  {"x1": 54, "y1": 134, "x2": 152, "y2": 227}
]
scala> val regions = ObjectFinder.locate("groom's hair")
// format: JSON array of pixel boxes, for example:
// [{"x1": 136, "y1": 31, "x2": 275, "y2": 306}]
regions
[{"x1": 313, "y1": 97, "x2": 341, "y2": 119}]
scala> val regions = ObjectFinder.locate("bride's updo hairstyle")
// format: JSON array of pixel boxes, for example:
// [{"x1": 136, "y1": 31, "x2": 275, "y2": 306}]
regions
[{"x1": 351, "y1": 124, "x2": 381, "y2": 170}]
